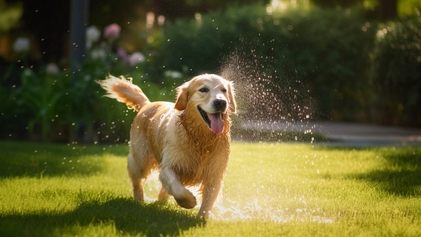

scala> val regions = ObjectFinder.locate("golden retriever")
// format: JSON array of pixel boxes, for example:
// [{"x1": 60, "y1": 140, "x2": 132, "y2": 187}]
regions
[{"x1": 97, "y1": 74, "x2": 236, "y2": 218}]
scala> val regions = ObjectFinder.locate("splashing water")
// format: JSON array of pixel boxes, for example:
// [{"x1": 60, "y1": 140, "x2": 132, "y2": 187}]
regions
[
  {"x1": 144, "y1": 50, "x2": 332, "y2": 223},
  {"x1": 220, "y1": 50, "x2": 318, "y2": 142},
  {"x1": 212, "y1": 199, "x2": 333, "y2": 223},
  {"x1": 142, "y1": 171, "x2": 333, "y2": 223},
  {"x1": 210, "y1": 50, "x2": 333, "y2": 223}
]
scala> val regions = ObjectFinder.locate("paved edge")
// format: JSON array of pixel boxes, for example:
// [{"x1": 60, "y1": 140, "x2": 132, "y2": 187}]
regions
[{"x1": 240, "y1": 121, "x2": 421, "y2": 147}]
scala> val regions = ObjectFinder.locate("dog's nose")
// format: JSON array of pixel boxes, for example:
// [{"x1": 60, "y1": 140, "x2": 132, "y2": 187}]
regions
[{"x1": 213, "y1": 99, "x2": 227, "y2": 111}]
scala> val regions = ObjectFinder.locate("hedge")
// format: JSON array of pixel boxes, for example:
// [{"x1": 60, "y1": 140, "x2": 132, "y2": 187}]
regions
[
  {"x1": 149, "y1": 4, "x2": 377, "y2": 122},
  {"x1": 370, "y1": 15, "x2": 421, "y2": 126},
  {"x1": 2, "y1": 5, "x2": 421, "y2": 143}
]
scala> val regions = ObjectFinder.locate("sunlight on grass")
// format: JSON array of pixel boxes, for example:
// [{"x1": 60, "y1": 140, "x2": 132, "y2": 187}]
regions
[
  {"x1": 0, "y1": 141, "x2": 420, "y2": 236},
  {"x1": 212, "y1": 143, "x2": 399, "y2": 223}
]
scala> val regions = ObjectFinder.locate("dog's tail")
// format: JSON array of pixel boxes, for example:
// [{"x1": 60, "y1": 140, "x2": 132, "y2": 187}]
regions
[{"x1": 96, "y1": 75, "x2": 150, "y2": 112}]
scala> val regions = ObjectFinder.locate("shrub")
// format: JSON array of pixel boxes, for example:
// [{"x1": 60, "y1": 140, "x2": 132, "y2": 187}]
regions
[
  {"x1": 12, "y1": 68, "x2": 64, "y2": 142},
  {"x1": 1, "y1": 24, "x2": 180, "y2": 143},
  {"x1": 150, "y1": 4, "x2": 376, "y2": 121},
  {"x1": 370, "y1": 15, "x2": 421, "y2": 126}
]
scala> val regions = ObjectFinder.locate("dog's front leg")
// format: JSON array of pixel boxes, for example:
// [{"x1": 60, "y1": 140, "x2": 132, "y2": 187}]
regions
[
  {"x1": 197, "y1": 178, "x2": 223, "y2": 218},
  {"x1": 159, "y1": 167, "x2": 197, "y2": 209}
]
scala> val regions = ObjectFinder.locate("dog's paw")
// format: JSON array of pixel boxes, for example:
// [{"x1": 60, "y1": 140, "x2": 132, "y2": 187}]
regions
[
  {"x1": 175, "y1": 190, "x2": 197, "y2": 209},
  {"x1": 197, "y1": 210, "x2": 212, "y2": 219}
]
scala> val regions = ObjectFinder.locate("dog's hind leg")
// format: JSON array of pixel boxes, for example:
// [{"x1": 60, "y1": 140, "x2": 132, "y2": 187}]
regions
[
  {"x1": 128, "y1": 153, "x2": 145, "y2": 201},
  {"x1": 128, "y1": 151, "x2": 157, "y2": 202}
]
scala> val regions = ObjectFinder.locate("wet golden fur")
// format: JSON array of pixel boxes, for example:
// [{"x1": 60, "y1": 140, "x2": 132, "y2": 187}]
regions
[{"x1": 97, "y1": 74, "x2": 236, "y2": 218}]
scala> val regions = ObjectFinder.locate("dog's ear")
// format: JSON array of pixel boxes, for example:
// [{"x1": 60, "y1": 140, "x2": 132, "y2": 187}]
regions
[
  {"x1": 227, "y1": 81, "x2": 237, "y2": 113},
  {"x1": 174, "y1": 81, "x2": 190, "y2": 110}
]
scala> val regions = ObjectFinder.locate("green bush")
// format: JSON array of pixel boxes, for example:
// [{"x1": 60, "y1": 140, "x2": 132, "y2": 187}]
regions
[
  {"x1": 370, "y1": 15, "x2": 421, "y2": 126},
  {"x1": 1, "y1": 60, "x2": 178, "y2": 143},
  {"x1": 150, "y1": 4, "x2": 376, "y2": 121},
  {"x1": 0, "y1": 20, "x2": 185, "y2": 143}
]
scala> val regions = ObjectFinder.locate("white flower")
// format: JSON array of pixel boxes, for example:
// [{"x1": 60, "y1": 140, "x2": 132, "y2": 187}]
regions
[
  {"x1": 86, "y1": 26, "x2": 101, "y2": 48},
  {"x1": 87, "y1": 26, "x2": 101, "y2": 42},
  {"x1": 13, "y1": 37, "x2": 30, "y2": 53},
  {"x1": 128, "y1": 52, "x2": 145, "y2": 66},
  {"x1": 23, "y1": 68, "x2": 34, "y2": 77},
  {"x1": 164, "y1": 70, "x2": 183, "y2": 78},
  {"x1": 46, "y1": 63, "x2": 60, "y2": 75},
  {"x1": 90, "y1": 48, "x2": 106, "y2": 60}
]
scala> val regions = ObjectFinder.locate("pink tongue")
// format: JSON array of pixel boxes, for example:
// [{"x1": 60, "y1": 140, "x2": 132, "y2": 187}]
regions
[{"x1": 208, "y1": 113, "x2": 224, "y2": 134}]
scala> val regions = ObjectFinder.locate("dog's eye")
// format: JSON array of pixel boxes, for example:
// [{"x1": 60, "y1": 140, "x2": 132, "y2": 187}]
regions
[
  {"x1": 199, "y1": 87, "x2": 209, "y2": 93},
  {"x1": 221, "y1": 88, "x2": 227, "y2": 93}
]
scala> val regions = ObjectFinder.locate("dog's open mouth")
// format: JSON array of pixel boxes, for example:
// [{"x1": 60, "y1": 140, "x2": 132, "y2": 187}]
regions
[{"x1": 198, "y1": 106, "x2": 224, "y2": 134}]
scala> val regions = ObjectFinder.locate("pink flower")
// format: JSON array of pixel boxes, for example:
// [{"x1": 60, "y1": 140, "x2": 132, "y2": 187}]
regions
[
  {"x1": 104, "y1": 23, "x2": 121, "y2": 39},
  {"x1": 117, "y1": 47, "x2": 129, "y2": 62}
]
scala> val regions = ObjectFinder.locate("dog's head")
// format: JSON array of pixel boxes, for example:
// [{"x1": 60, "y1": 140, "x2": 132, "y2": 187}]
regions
[{"x1": 174, "y1": 74, "x2": 236, "y2": 134}]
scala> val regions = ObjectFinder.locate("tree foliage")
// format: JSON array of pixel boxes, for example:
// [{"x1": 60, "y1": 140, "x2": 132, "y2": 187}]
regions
[
  {"x1": 150, "y1": 5, "x2": 376, "y2": 121},
  {"x1": 370, "y1": 15, "x2": 421, "y2": 125}
]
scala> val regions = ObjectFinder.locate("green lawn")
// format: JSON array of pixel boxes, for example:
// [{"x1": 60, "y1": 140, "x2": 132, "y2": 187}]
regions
[{"x1": 0, "y1": 141, "x2": 420, "y2": 236}]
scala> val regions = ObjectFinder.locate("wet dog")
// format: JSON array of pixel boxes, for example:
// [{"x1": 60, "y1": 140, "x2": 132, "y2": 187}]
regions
[{"x1": 97, "y1": 74, "x2": 236, "y2": 218}]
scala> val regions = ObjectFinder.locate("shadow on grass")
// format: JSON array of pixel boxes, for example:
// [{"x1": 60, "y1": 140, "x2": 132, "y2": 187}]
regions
[
  {"x1": 351, "y1": 169, "x2": 421, "y2": 197},
  {"x1": 351, "y1": 148, "x2": 421, "y2": 197},
  {"x1": 318, "y1": 146, "x2": 421, "y2": 197},
  {"x1": 0, "y1": 198, "x2": 204, "y2": 237},
  {"x1": 0, "y1": 141, "x2": 128, "y2": 179}
]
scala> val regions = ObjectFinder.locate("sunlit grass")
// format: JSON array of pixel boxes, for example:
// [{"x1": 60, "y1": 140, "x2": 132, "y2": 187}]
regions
[{"x1": 0, "y1": 141, "x2": 420, "y2": 236}]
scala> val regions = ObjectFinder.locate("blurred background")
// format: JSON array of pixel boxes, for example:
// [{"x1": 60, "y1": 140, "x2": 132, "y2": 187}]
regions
[{"x1": 0, "y1": 0, "x2": 420, "y2": 143}]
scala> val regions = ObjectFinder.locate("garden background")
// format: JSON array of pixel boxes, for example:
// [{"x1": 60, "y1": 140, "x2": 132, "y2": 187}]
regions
[{"x1": 0, "y1": 0, "x2": 420, "y2": 143}]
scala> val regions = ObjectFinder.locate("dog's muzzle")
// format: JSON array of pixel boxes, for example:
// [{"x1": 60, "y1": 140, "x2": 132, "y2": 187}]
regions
[
  {"x1": 213, "y1": 99, "x2": 227, "y2": 112},
  {"x1": 198, "y1": 106, "x2": 225, "y2": 134}
]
